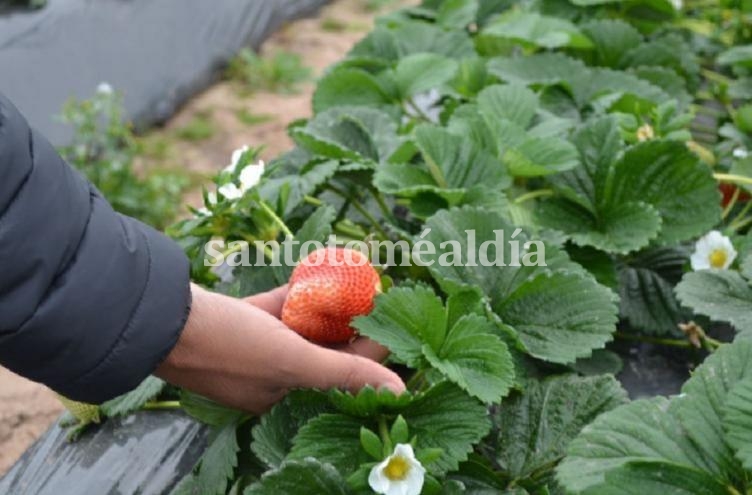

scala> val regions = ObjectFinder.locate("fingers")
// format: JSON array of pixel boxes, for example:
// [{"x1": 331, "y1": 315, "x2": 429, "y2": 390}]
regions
[
  {"x1": 296, "y1": 346, "x2": 406, "y2": 395},
  {"x1": 341, "y1": 337, "x2": 390, "y2": 363},
  {"x1": 244, "y1": 285, "x2": 289, "y2": 318}
]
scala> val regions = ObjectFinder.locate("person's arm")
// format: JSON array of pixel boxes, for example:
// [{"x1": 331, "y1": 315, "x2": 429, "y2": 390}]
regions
[{"x1": 0, "y1": 92, "x2": 403, "y2": 409}]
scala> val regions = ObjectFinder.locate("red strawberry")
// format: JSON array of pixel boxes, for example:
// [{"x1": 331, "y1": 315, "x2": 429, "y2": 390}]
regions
[
  {"x1": 282, "y1": 247, "x2": 381, "y2": 344},
  {"x1": 720, "y1": 183, "x2": 751, "y2": 208}
]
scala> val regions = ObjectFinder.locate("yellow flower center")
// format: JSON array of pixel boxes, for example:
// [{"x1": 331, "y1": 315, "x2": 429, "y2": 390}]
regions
[
  {"x1": 384, "y1": 456, "x2": 410, "y2": 481},
  {"x1": 637, "y1": 124, "x2": 655, "y2": 141},
  {"x1": 709, "y1": 249, "x2": 728, "y2": 269}
]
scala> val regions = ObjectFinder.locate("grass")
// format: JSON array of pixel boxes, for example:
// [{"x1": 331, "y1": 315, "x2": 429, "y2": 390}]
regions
[
  {"x1": 176, "y1": 110, "x2": 215, "y2": 141},
  {"x1": 321, "y1": 17, "x2": 348, "y2": 32},
  {"x1": 235, "y1": 108, "x2": 273, "y2": 126},
  {"x1": 361, "y1": 0, "x2": 398, "y2": 12},
  {"x1": 227, "y1": 49, "x2": 312, "y2": 94}
]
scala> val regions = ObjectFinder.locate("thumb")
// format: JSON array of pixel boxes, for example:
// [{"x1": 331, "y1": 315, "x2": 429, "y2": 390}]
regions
[{"x1": 302, "y1": 347, "x2": 406, "y2": 396}]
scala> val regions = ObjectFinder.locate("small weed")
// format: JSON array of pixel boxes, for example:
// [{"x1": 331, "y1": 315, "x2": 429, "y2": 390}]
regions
[
  {"x1": 227, "y1": 49, "x2": 311, "y2": 94},
  {"x1": 361, "y1": 0, "x2": 398, "y2": 12},
  {"x1": 176, "y1": 111, "x2": 215, "y2": 142},
  {"x1": 235, "y1": 108, "x2": 273, "y2": 126},
  {"x1": 321, "y1": 17, "x2": 348, "y2": 32},
  {"x1": 58, "y1": 87, "x2": 188, "y2": 229}
]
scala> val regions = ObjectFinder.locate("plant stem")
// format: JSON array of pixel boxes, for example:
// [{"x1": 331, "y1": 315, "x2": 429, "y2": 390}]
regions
[
  {"x1": 371, "y1": 188, "x2": 396, "y2": 224},
  {"x1": 726, "y1": 485, "x2": 743, "y2": 495},
  {"x1": 730, "y1": 215, "x2": 752, "y2": 232},
  {"x1": 258, "y1": 200, "x2": 294, "y2": 239},
  {"x1": 304, "y1": 195, "x2": 324, "y2": 207},
  {"x1": 406, "y1": 370, "x2": 426, "y2": 391},
  {"x1": 615, "y1": 332, "x2": 694, "y2": 349},
  {"x1": 405, "y1": 99, "x2": 432, "y2": 122},
  {"x1": 514, "y1": 189, "x2": 554, "y2": 204},
  {"x1": 715, "y1": 173, "x2": 752, "y2": 187},
  {"x1": 142, "y1": 400, "x2": 182, "y2": 411},
  {"x1": 378, "y1": 416, "x2": 393, "y2": 454},
  {"x1": 325, "y1": 185, "x2": 389, "y2": 240},
  {"x1": 723, "y1": 186, "x2": 742, "y2": 219},
  {"x1": 702, "y1": 68, "x2": 732, "y2": 85},
  {"x1": 730, "y1": 201, "x2": 752, "y2": 230}
]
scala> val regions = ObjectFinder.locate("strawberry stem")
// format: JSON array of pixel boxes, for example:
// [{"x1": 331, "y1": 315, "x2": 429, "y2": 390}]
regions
[
  {"x1": 514, "y1": 189, "x2": 554, "y2": 204},
  {"x1": 142, "y1": 400, "x2": 182, "y2": 411},
  {"x1": 722, "y1": 186, "x2": 741, "y2": 219},
  {"x1": 258, "y1": 200, "x2": 294, "y2": 239}
]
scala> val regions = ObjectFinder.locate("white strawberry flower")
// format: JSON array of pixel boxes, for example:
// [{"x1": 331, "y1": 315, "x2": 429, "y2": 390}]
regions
[
  {"x1": 733, "y1": 148, "x2": 749, "y2": 159},
  {"x1": 217, "y1": 146, "x2": 266, "y2": 200},
  {"x1": 368, "y1": 444, "x2": 425, "y2": 495},
  {"x1": 96, "y1": 82, "x2": 114, "y2": 95},
  {"x1": 690, "y1": 230, "x2": 737, "y2": 271}
]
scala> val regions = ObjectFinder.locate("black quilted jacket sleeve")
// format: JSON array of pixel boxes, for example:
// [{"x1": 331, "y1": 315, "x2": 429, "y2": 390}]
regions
[{"x1": 0, "y1": 92, "x2": 191, "y2": 403}]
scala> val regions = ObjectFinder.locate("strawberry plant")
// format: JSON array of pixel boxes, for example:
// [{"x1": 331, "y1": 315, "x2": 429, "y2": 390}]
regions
[{"x1": 72, "y1": 0, "x2": 752, "y2": 493}]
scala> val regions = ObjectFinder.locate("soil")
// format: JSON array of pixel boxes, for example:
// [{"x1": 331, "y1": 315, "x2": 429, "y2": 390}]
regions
[{"x1": 0, "y1": 0, "x2": 413, "y2": 477}]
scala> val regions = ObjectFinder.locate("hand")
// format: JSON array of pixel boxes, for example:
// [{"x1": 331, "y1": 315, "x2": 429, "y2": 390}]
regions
[{"x1": 155, "y1": 284, "x2": 405, "y2": 414}]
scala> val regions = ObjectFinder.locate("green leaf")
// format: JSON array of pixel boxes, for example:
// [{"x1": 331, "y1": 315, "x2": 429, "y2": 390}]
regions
[
  {"x1": 391, "y1": 415, "x2": 409, "y2": 445},
  {"x1": 618, "y1": 247, "x2": 688, "y2": 335},
  {"x1": 354, "y1": 286, "x2": 514, "y2": 403},
  {"x1": 619, "y1": 34, "x2": 699, "y2": 88},
  {"x1": 374, "y1": 125, "x2": 509, "y2": 212},
  {"x1": 416, "y1": 124, "x2": 509, "y2": 188},
  {"x1": 502, "y1": 135, "x2": 580, "y2": 177},
  {"x1": 480, "y1": 11, "x2": 593, "y2": 50},
  {"x1": 485, "y1": 374, "x2": 627, "y2": 487},
  {"x1": 495, "y1": 271, "x2": 618, "y2": 364},
  {"x1": 718, "y1": 45, "x2": 752, "y2": 69},
  {"x1": 390, "y1": 20, "x2": 476, "y2": 59},
  {"x1": 556, "y1": 397, "x2": 712, "y2": 493},
  {"x1": 724, "y1": 379, "x2": 752, "y2": 470},
  {"x1": 580, "y1": 19, "x2": 642, "y2": 68},
  {"x1": 360, "y1": 427, "x2": 384, "y2": 459},
  {"x1": 422, "y1": 207, "x2": 618, "y2": 364},
  {"x1": 329, "y1": 386, "x2": 413, "y2": 417},
  {"x1": 401, "y1": 382, "x2": 492, "y2": 474},
  {"x1": 288, "y1": 413, "x2": 367, "y2": 474},
  {"x1": 571, "y1": 67, "x2": 669, "y2": 109},
  {"x1": 489, "y1": 53, "x2": 587, "y2": 89},
  {"x1": 543, "y1": 134, "x2": 720, "y2": 253},
  {"x1": 260, "y1": 159, "x2": 338, "y2": 216},
  {"x1": 436, "y1": 0, "x2": 479, "y2": 29},
  {"x1": 537, "y1": 199, "x2": 662, "y2": 254},
  {"x1": 291, "y1": 107, "x2": 400, "y2": 163},
  {"x1": 100, "y1": 376, "x2": 165, "y2": 417},
  {"x1": 251, "y1": 391, "x2": 332, "y2": 468},
  {"x1": 611, "y1": 142, "x2": 720, "y2": 244},
  {"x1": 671, "y1": 341, "x2": 752, "y2": 483},
  {"x1": 558, "y1": 342, "x2": 752, "y2": 494},
  {"x1": 571, "y1": 349, "x2": 623, "y2": 376},
  {"x1": 353, "y1": 285, "x2": 447, "y2": 368},
  {"x1": 394, "y1": 53, "x2": 459, "y2": 98},
  {"x1": 245, "y1": 459, "x2": 350, "y2": 495},
  {"x1": 675, "y1": 270, "x2": 752, "y2": 335},
  {"x1": 180, "y1": 390, "x2": 244, "y2": 427},
  {"x1": 477, "y1": 84, "x2": 538, "y2": 129},
  {"x1": 313, "y1": 68, "x2": 392, "y2": 113},
  {"x1": 594, "y1": 460, "x2": 730, "y2": 495},
  {"x1": 549, "y1": 115, "x2": 623, "y2": 212},
  {"x1": 423, "y1": 314, "x2": 515, "y2": 403},
  {"x1": 197, "y1": 424, "x2": 240, "y2": 495}
]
